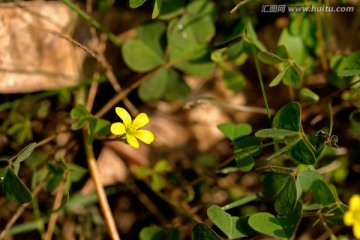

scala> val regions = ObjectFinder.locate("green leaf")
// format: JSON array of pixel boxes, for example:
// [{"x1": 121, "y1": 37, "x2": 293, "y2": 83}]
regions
[
  {"x1": 207, "y1": 205, "x2": 253, "y2": 238},
  {"x1": 283, "y1": 63, "x2": 302, "y2": 87},
  {"x1": 93, "y1": 118, "x2": 111, "y2": 137},
  {"x1": 88, "y1": 118, "x2": 111, "y2": 143},
  {"x1": 47, "y1": 172, "x2": 64, "y2": 193},
  {"x1": 136, "y1": 166, "x2": 152, "y2": 178},
  {"x1": 271, "y1": 104, "x2": 316, "y2": 164},
  {"x1": 258, "y1": 51, "x2": 287, "y2": 64},
  {"x1": 311, "y1": 180, "x2": 337, "y2": 206},
  {"x1": 139, "y1": 225, "x2": 166, "y2": 240},
  {"x1": 11, "y1": 142, "x2": 37, "y2": 164},
  {"x1": 221, "y1": 67, "x2": 247, "y2": 91},
  {"x1": 154, "y1": 160, "x2": 172, "y2": 173},
  {"x1": 296, "y1": 170, "x2": 323, "y2": 194},
  {"x1": 152, "y1": 0, "x2": 163, "y2": 18},
  {"x1": 278, "y1": 201, "x2": 303, "y2": 238},
  {"x1": 137, "y1": 22, "x2": 166, "y2": 59},
  {"x1": 255, "y1": 129, "x2": 299, "y2": 138},
  {"x1": 234, "y1": 136, "x2": 261, "y2": 172},
  {"x1": 70, "y1": 105, "x2": 90, "y2": 130},
  {"x1": 46, "y1": 163, "x2": 64, "y2": 192},
  {"x1": 288, "y1": 139, "x2": 316, "y2": 165},
  {"x1": 88, "y1": 117, "x2": 110, "y2": 143},
  {"x1": 296, "y1": 170, "x2": 336, "y2": 206},
  {"x1": 139, "y1": 68, "x2": 189, "y2": 102},
  {"x1": 278, "y1": 28, "x2": 307, "y2": 65},
  {"x1": 151, "y1": 173, "x2": 166, "y2": 191},
  {"x1": 217, "y1": 123, "x2": 252, "y2": 141},
  {"x1": 272, "y1": 102, "x2": 301, "y2": 132},
  {"x1": 337, "y1": 69, "x2": 360, "y2": 77},
  {"x1": 168, "y1": 17, "x2": 216, "y2": 76},
  {"x1": 163, "y1": 70, "x2": 190, "y2": 101},
  {"x1": 235, "y1": 156, "x2": 254, "y2": 172},
  {"x1": 245, "y1": 20, "x2": 266, "y2": 52},
  {"x1": 350, "y1": 110, "x2": 360, "y2": 133},
  {"x1": 139, "y1": 225, "x2": 179, "y2": 240},
  {"x1": 129, "y1": 0, "x2": 147, "y2": 8},
  {"x1": 262, "y1": 172, "x2": 297, "y2": 215},
  {"x1": 3, "y1": 168, "x2": 32, "y2": 204},
  {"x1": 300, "y1": 88, "x2": 319, "y2": 103},
  {"x1": 138, "y1": 69, "x2": 168, "y2": 101},
  {"x1": 274, "y1": 45, "x2": 289, "y2": 60},
  {"x1": 269, "y1": 67, "x2": 288, "y2": 87},
  {"x1": 265, "y1": 138, "x2": 300, "y2": 161},
  {"x1": 66, "y1": 162, "x2": 88, "y2": 183},
  {"x1": 192, "y1": 223, "x2": 223, "y2": 240},
  {"x1": 248, "y1": 212, "x2": 286, "y2": 239},
  {"x1": 187, "y1": 0, "x2": 216, "y2": 16},
  {"x1": 157, "y1": 0, "x2": 185, "y2": 20},
  {"x1": 122, "y1": 39, "x2": 165, "y2": 72}
]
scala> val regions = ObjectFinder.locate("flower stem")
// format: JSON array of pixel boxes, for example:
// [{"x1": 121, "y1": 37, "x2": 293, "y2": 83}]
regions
[{"x1": 253, "y1": 46, "x2": 272, "y2": 123}]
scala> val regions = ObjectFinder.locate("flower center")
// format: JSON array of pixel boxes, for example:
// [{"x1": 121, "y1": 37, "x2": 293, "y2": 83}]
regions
[{"x1": 126, "y1": 125, "x2": 137, "y2": 135}]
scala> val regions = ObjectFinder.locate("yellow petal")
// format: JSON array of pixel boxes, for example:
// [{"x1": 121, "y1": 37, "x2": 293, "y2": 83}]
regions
[
  {"x1": 132, "y1": 113, "x2": 150, "y2": 129},
  {"x1": 126, "y1": 134, "x2": 139, "y2": 148},
  {"x1": 344, "y1": 211, "x2": 354, "y2": 226},
  {"x1": 350, "y1": 195, "x2": 360, "y2": 211},
  {"x1": 133, "y1": 129, "x2": 154, "y2": 144},
  {"x1": 115, "y1": 107, "x2": 132, "y2": 127},
  {"x1": 354, "y1": 222, "x2": 360, "y2": 239},
  {"x1": 110, "y1": 123, "x2": 126, "y2": 135}
]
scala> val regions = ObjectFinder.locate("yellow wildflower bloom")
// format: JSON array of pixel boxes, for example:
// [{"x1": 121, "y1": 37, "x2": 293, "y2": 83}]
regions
[
  {"x1": 110, "y1": 107, "x2": 154, "y2": 149},
  {"x1": 344, "y1": 194, "x2": 360, "y2": 239}
]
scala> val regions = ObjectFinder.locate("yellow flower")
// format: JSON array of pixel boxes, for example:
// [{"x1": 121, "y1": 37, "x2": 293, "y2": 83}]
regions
[
  {"x1": 344, "y1": 194, "x2": 360, "y2": 239},
  {"x1": 110, "y1": 107, "x2": 154, "y2": 149}
]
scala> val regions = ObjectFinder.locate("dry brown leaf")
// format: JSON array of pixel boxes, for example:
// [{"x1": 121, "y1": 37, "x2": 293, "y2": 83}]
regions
[
  {"x1": 0, "y1": 2, "x2": 84, "y2": 93},
  {"x1": 81, "y1": 146, "x2": 128, "y2": 195}
]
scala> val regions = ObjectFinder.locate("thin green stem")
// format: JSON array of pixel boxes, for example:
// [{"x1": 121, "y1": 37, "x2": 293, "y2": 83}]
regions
[
  {"x1": 221, "y1": 193, "x2": 263, "y2": 211},
  {"x1": 217, "y1": 141, "x2": 276, "y2": 170},
  {"x1": 253, "y1": 46, "x2": 272, "y2": 123},
  {"x1": 61, "y1": 0, "x2": 121, "y2": 46}
]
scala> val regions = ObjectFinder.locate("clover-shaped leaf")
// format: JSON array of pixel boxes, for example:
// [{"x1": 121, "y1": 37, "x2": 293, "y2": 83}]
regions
[
  {"x1": 262, "y1": 172, "x2": 297, "y2": 215},
  {"x1": 122, "y1": 22, "x2": 166, "y2": 72},
  {"x1": 70, "y1": 105, "x2": 90, "y2": 130},
  {"x1": 192, "y1": 223, "x2": 223, "y2": 240},
  {"x1": 248, "y1": 213, "x2": 287, "y2": 239},
  {"x1": 217, "y1": 123, "x2": 252, "y2": 141},
  {"x1": 2, "y1": 168, "x2": 32, "y2": 204},
  {"x1": 258, "y1": 51, "x2": 287, "y2": 64},
  {"x1": 234, "y1": 136, "x2": 261, "y2": 172},
  {"x1": 249, "y1": 201, "x2": 302, "y2": 239},
  {"x1": 207, "y1": 205, "x2": 254, "y2": 238}
]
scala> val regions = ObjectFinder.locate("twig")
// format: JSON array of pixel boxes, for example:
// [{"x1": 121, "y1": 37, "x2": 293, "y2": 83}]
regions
[
  {"x1": 61, "y1": 0, "x2": 121, "y2": 46},
  {"x1": 184, "y1": 97, "x2": 275, "y2": 115},
  {"x1": 127, "y1": 178, "x2": 168, "y2": 225},
  {"x1": 44, "y1": 174, "x2": 67, "y2": 240},
  {"x1": 34, "y1": 27, "x2": 121, "y2": 92},
  {"x1": 230, "y1": 0, "x2": 252, "y2": 14},
  {"x1": 86, "y1": 73, "x2": 100, "y2": 111},
  {"x1": 94, "y1": 56, "x2": 190, "y2": 118},
  {"x1": 82, "y1": 129, "x2": 120, "y2": 240},
  {"x1": 0, "y1": 183, "x2": 43, "y2": 240}
]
